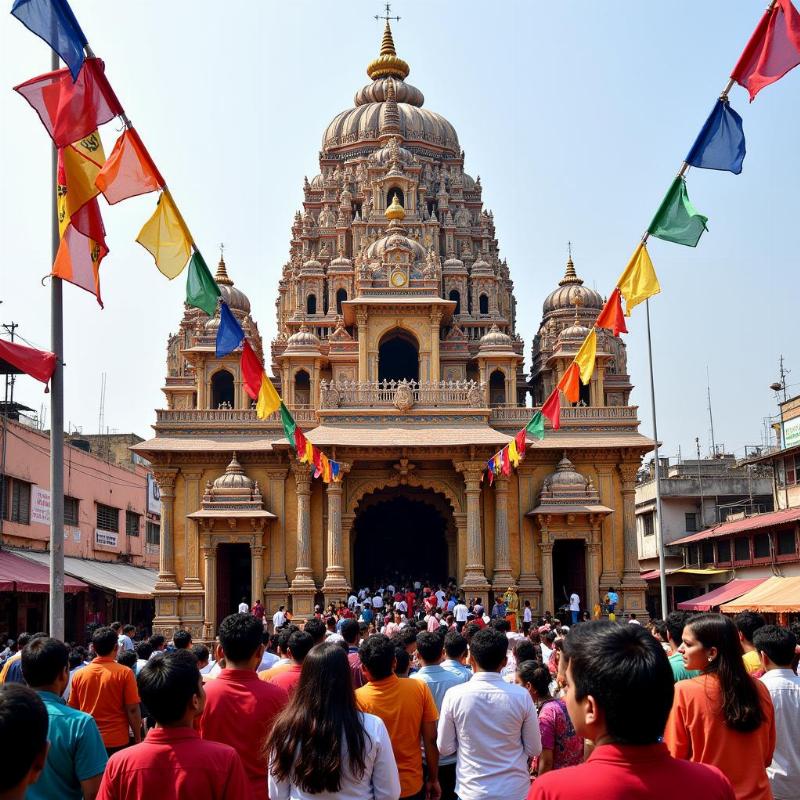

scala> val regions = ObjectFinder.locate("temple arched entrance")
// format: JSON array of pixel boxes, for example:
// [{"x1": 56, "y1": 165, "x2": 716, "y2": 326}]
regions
[
  {"x1": 378, "y1": 329, "x2": 419, "y2": 382},
  {"x1": 351, "y1": 486, "x2": 455, "y2": 590}
]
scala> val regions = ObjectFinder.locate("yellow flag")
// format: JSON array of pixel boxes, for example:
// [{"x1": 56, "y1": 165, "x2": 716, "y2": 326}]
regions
[
  {"x1": 574, "y1": 329, "x2": 597, "y2": 385},
  {"x1": 302, "y1": 440, "x2": 314, "y2": 464},
  {"x1": 508, "y1": 438, "x2": 521, "y2": 467},
  {"x1": 256, "y1": 373, "x2": 281, "y2": 418},
  {"x1": 616, "y1": 243, "x2": 661, "y2": 316},
  {"x1": 58, "y1": 131, "x2": 106, "y2": 237},
  {"x1": 136, "y1": 192, "x2": 192, "y2": 279}
]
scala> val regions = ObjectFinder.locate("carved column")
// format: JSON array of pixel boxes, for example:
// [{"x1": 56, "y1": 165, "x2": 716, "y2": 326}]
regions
[
  {"x1": 201, "y1": 536, "x2": 218, "y2": 639},
  {"x1": 251, "y1": 532, "x2": 265, "y2": 604},
  {"x1": 357, "y1": 310, "x2": 368, "y2": 381},
  {"x1": 153, "y1": 468, "x2": 179, "y2": 591},
  {"x1": 323, "y1": 463, "x2": 351, "y2": 603},
  {"x1": 455, "y1": 460, "x2": 490, "y2": 590},
  {"x1": 290, "y1": 461, "x2": 316, "y2": 618},
  {"x1": 540, "y1": 532, "x2": 554, "y2": 616},
  {"x1": 492, "y1": 474, "x2": 514, "y2": 588},
  {"x1": 619, "y1": 462, "x2": 647, "y2": 612},
  {"x1": 182, "y1": 470, "x2": 204, "y2": 591},
  {"x1": 587, "y1": 521, "x2": 603, "y2": 611},
  {"x1": 430, "y1": 311, "x2": 442, "y2": 381}
]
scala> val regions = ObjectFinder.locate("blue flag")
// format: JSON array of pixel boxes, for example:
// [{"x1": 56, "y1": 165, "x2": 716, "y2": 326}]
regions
[
  {"x1": 216, "y1": 302, "x2": 244, "y2": 357},
  {"x1": 685, "y1": 99, "x2": 746, "y2": 175},
  {"x1": 11, "y1": 0, "x2": 88, "y2": 81}
]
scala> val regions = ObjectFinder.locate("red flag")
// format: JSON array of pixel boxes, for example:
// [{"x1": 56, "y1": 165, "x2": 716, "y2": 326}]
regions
[
  {"x1": 312, "y1": 446, "x2": 323, "y2": 478},
  {"x1": 14, "y1": 58, "x2": 124, "y2": 147},
  {"x1": 500, "y1": 447, "x2": 511, "y2": 476},
  {"x1": 595, "y1": 287, "x2": 628, "y2": 337},
  {"x1": 557, "y1": 362, "x2": 580, "y2": 404},
  {"x1": 240, "y1": 340, "x2": 264, "y2": 400},
  {"x1": 731, "y1": 0, "x2": 800, "y2": 101},
  {"x1": 95, "y1": 128, "x2": 164, "y2": 204},
  {"x1": 541, "y1": 389, "x2": 561, "y2": 431},
  {"x1": 514, "y1": 428, "x2": 527, "y2": 458},
  {"x1": 294, "y1": 427, "x2": 308, "y2": 455},
  {"x1": 487, "y1": 464, "x2": 494, "y2": 486},
  {"x1": 0, "y1": 339, "x2": 56, "y2": 386}
]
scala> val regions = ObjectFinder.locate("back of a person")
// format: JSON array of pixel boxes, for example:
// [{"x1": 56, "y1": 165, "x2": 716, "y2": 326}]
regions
[
  {"x1": 69, "y1": 658, "x2": 133, "y2": 749},
  {"x1": 534, "y1": 697, "x2": 583, "y2": 772},
  {"x1": 760, "y1": 668, "x2": 800, "y2": 800},
  {"x1": 266, "y1": 663, "x2": 302, "y2": 696}
]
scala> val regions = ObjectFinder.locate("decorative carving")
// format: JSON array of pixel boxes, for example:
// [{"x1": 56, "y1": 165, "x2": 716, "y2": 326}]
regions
[{"x1": 393, "y1": 380, "x2": 414, "y2": 412}]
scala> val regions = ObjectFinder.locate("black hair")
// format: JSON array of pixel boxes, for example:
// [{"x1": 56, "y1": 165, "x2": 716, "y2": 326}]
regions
[
  {"x1": 517, "y1": 660, "x2": 551, "y2": 699},
  {"x1": 463, "y1": 622, "x2": 481, "y2": 643},
  {"x1": 340, "y1": 618, "x2": 360, "y2": 645},
  {"x1": 17, "y1": 633, "x2": 31, "y2": 648},
  {"x1": 397, "y1": 627, "x2": 417, "y2": 647},
  {"x1": 303, "y1": 618, "x2": 327, "y2": 644},
  {"x1": 110, "y1": 621, "x2": 122, "y2": 631},
  {"x1": 444, "y1": 631, "x2": 468, "y2": 660},
  {"x1": 563, "y1": 620, "x2": 673, "y2": 745},
  {"x1": 512, "y1": 638, "x2": 538, "y2": 664},
  {"x1": 734, "y1": 611, "x2": 766, "y2": 644},
  {"x1": 218, "y1": 613, "x2": 264, "y2": 663},
  {"x1": 326, "y1": 617, "x2": 337, "y2": 630},
  {"x1": 0, "y1": 685, "x2": 48, "y2": 791},
  {"x1": 137, "y1": 649, "x2": 201, "y2": 725},
  {"x1": 491, "y1": 618, "x2": 511, "y2": 633},
  {"x1": 149, "y1": 634, "x2": 166, "y2": 650},
  {"x1": 753, "y1": 624, "x2": 797, "y2": 667},
  {"x1": 416, "y1": 631, "x2": 444, "y2": 663},
  {"x1": 358, "y1": 634, "x2": 395, "y2": 680},
  {"x1": 665, "y1": 611, "x2": 688, "y2": 645},
  {"x1": 68, "y1": 648, "x2": 85, "y2": 670},
  {"x1": 651, "y1": 620, "x2": 668, "y2": 642},
  {"x1": 21, "y1": 637, "x2": 68, "y2": 687},
  {"x1": 267, "y1": 643, "x2": 367, "y2": 792},
  {"x1": 277, "y1": 625, "x2": 300, "y2": 653},
  {"x1": 123, "y1": 624, "x2": 136, "y2": 635},
  {"x1": 288, "y1": 631, "x2": 314, "y2": 663},
  {"x1": 470, "y1": 627, "x2": 508, "y2": 671},
  {"x1": 136, "y1": 641, "x2": 154, "y2": 660},
  {"x1": 394, "y1": 647, "x2": 411, "y2": 675},
  {"x1": 117, "y1": 650, "x2": 137, "y2": 669},
  {"x1": 173, "y1": 630, "x2": 192, "y2": 649},
  {"x1": 92, "y1": 626, "x2": 119, "y2": 656}
]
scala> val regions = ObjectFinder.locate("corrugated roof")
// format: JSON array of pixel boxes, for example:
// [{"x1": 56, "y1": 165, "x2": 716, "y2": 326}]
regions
[
  {"x1": 0, "y1": 550, "x2": 87, "y2": 593},
  {"x1": 132, "y1": 436, "x2": 276, "y2": 453},
  {"x1": 671, "y1": 508, "x2": 800, "y2": 545},
  {"x1": 305, "y1": 424, "x2": 511, "y2": 447},
  {"x1": 677, "y1": 578, "x2": 768, "y2": 612},
  {"x1": 719, "y1": 576, "x2": 800, "y2": 613},
  {"x1": 523, "y1": 431, "x2": 655, "y2": 450}
]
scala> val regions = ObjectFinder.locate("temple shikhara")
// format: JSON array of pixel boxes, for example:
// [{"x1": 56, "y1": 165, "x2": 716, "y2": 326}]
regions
[{"x1": 134, "y1": 21, "x2": 652, "y2": 638}]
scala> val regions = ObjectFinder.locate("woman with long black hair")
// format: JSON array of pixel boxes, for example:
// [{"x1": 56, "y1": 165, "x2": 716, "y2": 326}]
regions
[
  {"x1": 266, "y1": 642, "x2": 400, "y2": 800},
  {"x1": 664, "y1": 613, "x2": 775, "y2": 800}
]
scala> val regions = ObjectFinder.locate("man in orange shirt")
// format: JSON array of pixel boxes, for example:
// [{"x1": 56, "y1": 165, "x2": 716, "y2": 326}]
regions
[
  {"x1": 68, "y1": 626, "x2": 141, "y2": 756},
  {"x1": 356, "y1": 634, "x2": 440, "y2": 800}
]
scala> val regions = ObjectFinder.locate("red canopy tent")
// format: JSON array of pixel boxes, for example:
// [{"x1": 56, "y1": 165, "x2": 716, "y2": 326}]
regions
[
  {"x1": 0, "y1": 550, "x2": 87, "y2": 593},
  {"x1": 677, "y1": 578, "x2": 767, "y2": 612}
]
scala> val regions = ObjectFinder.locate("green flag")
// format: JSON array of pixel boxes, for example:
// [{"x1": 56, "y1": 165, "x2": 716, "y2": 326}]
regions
[
  {"x1": 647, "y1": 177, "x2": 708, "y2": 247},
  {"x1": 279, "y1": 402, "x2": 296, "y2": 445},
  {"x1": 186, "y1": 251, "x2": 221, "y2": 315},
  {"x1": 525, "y1": 411, "x2": 545, "y2": 440}
]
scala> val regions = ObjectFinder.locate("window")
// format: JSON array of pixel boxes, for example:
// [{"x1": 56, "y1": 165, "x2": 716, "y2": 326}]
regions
[
  {"x1": 479, "y1": 294, "x2": 489, "y2": 315},
  {"x1": 687, "y1": 545, "x2": 698, "y2": 565},
  {"x1": 777, "y1": 529, "x2": 797, "y2": 556},
  {"x1": 716, "y1": 539, "x2": 732, "y2": 563},
  {"x1": 642, "y1": 512, "x2": 655, "y2": 537},
  {"x1": 734, "y1": 537, "x2": 750, "y2": 562},
  {"x1": 146, "y1": 521, "x2": 160, "y2": 546},
  {"x1": 306, "y1": 294, "x2": 317, "y2": 315},
  {"x1": 96, "y1": 503, "x2": 119, "y2": 533},
  {"x1": 64, "y1": 496, "x2": 79, "y2": 527},
  {"x1": 685, "y1": 512, "x2": 698, "y2": 532},
  {"x1": 448, "y1": 289, "x2": 461, "y2": 316},
  {"x1": 701, "y1": 541, "x2": 715, "y2": 564},
  {"x1": 126, "y1": 510, "x2": 140, "y2": 537},
  {"x1": 753, "y1": 533, "x2": 771, "y2": 559},
  {"x1": 335, "y1": 288, "x2": 347, "y2": 316},
  {"x1": 787, "y1": 456, "x2": 797, "y2": 486}
]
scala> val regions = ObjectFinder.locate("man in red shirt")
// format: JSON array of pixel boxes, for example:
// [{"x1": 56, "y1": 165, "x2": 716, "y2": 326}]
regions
[
  {"x1": 263, "y1": 630, "x2": 312, "y2": 696},
  {"x1": 200, "y1": 613, "x2": 289, "y2": 799},
  {"x1": 97, "y1": 650, "x2": 247, "y2": 800},
  {"x1": 528, "y1": 622, "x2": 735, "y2": 800}
]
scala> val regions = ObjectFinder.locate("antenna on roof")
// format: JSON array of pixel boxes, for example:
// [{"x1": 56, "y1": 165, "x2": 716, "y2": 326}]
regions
[{"x1": 97, "y1": 372, "x2": 106, "y2": 436}]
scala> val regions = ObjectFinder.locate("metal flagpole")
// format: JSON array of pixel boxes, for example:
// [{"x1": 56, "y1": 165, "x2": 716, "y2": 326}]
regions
[{"x1": 49, "y1": 46, "x2": 65, "y2": 639}]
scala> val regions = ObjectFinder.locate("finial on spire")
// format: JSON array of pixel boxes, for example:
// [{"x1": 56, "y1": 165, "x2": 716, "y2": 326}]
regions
[
  {"x1": 215, "y1": 243, "x2": 233, "y2": 286},
  {"x1": 374, "y1": 3, "x2": 401, "y2": 24},
  {"x1": 367, "y1": 4, "x2": 409, "y2": 80},
  {"x1": 558, "y1": 241, "x2": 583, "y2": 287},
  {"x1": 567, "y1": 240, "x2": 572, "y2": 261}
]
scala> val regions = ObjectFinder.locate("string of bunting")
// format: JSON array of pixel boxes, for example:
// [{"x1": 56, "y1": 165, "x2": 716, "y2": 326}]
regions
[
  {"x1": 484, "y1": 0, "x2": 800, "y2": 485},
  {"x1": 10, "y1": 0, "x2": 344, "y2": 483}
]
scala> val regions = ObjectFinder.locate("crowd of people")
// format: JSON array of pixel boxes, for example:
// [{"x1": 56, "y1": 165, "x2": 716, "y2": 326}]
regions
[{"x1": 0, "y1": 586, "x2": 798, "y2": 800}]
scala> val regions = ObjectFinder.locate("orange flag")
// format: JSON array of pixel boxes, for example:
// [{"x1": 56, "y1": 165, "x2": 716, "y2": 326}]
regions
[
  {"x1": 557, "y1": 362, "x2": 580, "y2": 403},
  {"x1": 96, "y1": 128, "x2": 163, "y2": 205},
  {"x1": 595, "y1": 288, "x2": 628, "y2": 337}
]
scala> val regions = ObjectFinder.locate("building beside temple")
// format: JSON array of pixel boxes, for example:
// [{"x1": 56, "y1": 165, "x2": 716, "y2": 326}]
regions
[{"x1": 134, "y1": 22, "x2": 654, "y2": 639}]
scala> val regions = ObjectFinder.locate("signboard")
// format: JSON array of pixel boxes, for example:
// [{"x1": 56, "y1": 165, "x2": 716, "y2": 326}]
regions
[
  {"x1": 64, "y1": 526, "x2": 80, "y2": 542},
  {"x1": 95, "y1": 529, "x2": 118, "y2": 548},
  {"x1": 147, "y1": 474, "x2": 161, "y2": 515},
  {"x1": 31, "y1": 487, "x2": 51, "y2": 525},
  {"x1": 784, "y1": 416, "x2": 800, "y2": 448}
]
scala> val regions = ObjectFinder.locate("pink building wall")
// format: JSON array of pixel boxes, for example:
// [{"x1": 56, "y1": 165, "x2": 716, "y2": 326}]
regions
[{"x1": 1, "y1": 418, "x2": 159, "y2": 568}]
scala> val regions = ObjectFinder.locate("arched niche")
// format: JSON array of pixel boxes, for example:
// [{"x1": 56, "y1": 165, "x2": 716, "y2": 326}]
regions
[
  {"x1": 210, "y1": 369, "x2": 234, "y2": 409},
  {"x1": 378, "y1": 328, "x2": 419, "y2": 382}
]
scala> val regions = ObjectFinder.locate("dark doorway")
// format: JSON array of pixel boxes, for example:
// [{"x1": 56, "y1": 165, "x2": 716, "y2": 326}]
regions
[
  {"x1": 306, "y1": 294, "x2": 317, "y2": 314},
  {"x1": 216, "y1": 543, "x2": 251, "y2": 626},
  {"x1": 489, "y1": 370, "x2": 505, "y2": 406},
  {"x1": 336, "y1": 288, "x2": 347, "y2": 315},
  {"x1": 353, "y1": 494, "x2": 448, "y2": 589},
  {"x1": 378, "y1": 331, "x2": 419, "y2": 382},
  {"x1": 479, "y1": 294, "x2": 489, "y2": 315},
  {"x1": 449, "y1": 289, "x2": 461, "y2": 316},
  {"x1": 294, "y1": 369, "x2": 311, "y2": 406},
  {"x1": 211, "y1": 370, "x2": 234, "y2": 408},
  {"x1": 551, "y1": 539, "x2": 586, "y2": 617}
]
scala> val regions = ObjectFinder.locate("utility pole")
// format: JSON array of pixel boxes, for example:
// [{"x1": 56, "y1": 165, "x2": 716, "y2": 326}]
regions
[{"x1": 706, "y1": 366, "x2": 716, "y2": 458}]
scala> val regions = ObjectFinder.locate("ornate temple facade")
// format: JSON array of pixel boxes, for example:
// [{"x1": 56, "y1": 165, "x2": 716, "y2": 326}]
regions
[{"x1": 134, "y1": 23, "x2": 652, "y2": 638}]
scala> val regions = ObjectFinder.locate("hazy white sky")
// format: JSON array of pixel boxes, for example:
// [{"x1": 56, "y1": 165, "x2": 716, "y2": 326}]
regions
[{"x1": 1, "y1": 1, "x2": 798, "y2": 460}]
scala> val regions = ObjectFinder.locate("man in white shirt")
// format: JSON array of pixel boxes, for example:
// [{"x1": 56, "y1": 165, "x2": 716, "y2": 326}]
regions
[
  {"x1": 237, "y1": 597, "x2": 249, "y2": 614},
  {"x1": 347, "y1": 593, "x2": 358, "y2": 609},
  {"x1": 372, "y1": 593, "x2": 384, "y2": 610},
  {"x1": 117, "y1": 624, "x2": 135, "y2": 654},
  {"x1": 755, "y1": 625, "x2": 800, "y2": 800},
  {"x1": 522, "y1": 601, "x2": 533, "y2": 635},
  {"x1": 438, "y1": 627, "x2": 541, "y2": 800},
  {"x1": 569, "y1": 592, "x2": 580, "y2": 625},
  {"x1": 452, "y1": 598, "x2": 469, "y2": 632},
  {"x1": 272, "y1": 605, "x2": 287, "y2": 630},
  {"x1": 435, "y1": 587, "x2": 447, "y2": 608}
]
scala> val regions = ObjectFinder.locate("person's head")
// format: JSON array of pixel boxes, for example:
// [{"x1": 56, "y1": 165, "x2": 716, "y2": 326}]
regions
[
  {"x1": 358, "y1": 634, "x2": 395, "y2": 681},
  {"x1": 0, "y1": 685, "x2": 49, "y2": 797},
  {"x1": 287, "y1": 631, "x2": 314, "y2": 665},
  {"x1": 650, "y1": 620, "x2": 668, "y2": 643},
  {"x1": 753, "y1": 625, "x2": 797, "y2": 670},
  {"x1": 254, "y1": 599, "x2": 262, "y2": 606},
  {"x1": 137, "y1": 650, "x2": 203, "y2": 726},
  {"x1": 416, "y1": 631, "x2": 444, "y2": 665},
  {"x1": 463, "y1": 622, "x2": 481, "y2": 643},
  {"x1": 149, "y1": 634, "x2": 166, "y2": 652},
  {"x1": 469, "y1": 627, "x2": 508, "y2": 673},
  {"x1": 443, "y1": 630, "x2": 468, "y2": 662},
  {"x1": 326, "y1": 616, "x2": 337, "y2": 631},
  {"x1": 394, "y1": 647, "x2": 411, "y2": 677},
  {"x1": 277, "y1": 625, "x2": 299, "y2": 657},
  {"x1": 218, "y1": 613, "x2": 264, "y2": 668},
  {"x1": 20, "y1": 637, "x2": 69, "y2": 692},
  {"x1": 681, "y1": 613, "x2": 764, "y2": 732},
  {"x1": 734, "y1": 611, "x2": 766, "y2": 645},
  {"x1": 136, "y1": 641, "x2": 154, "y2": 661},
  {"x1": 512, "y1": 638, "x2": 538, "y2": 664},
  {"x1": 665, "y1": 611, "x2": 688, "y2": 648},
  {"x1": 68, "y1": 647, "x2": 85, "y2": 670},
  {"x1": 562, "y1": 620, "x2": 673, "y2": 744},
  {"x1": 16, "y1": 633, "x2": 31, "y2": 650},
  {"x1": 608, "y1": 587, "x2": 616, "y2": 593},
  {"x1": 91, "y1": 626, "x2": 119, "y2": 657},
  {"x1": 303, "y1": 618, "x2": 327, "y2": 645},
  {"x1": 172, "y1": 629, "x2": 192, "y2": 650},
  {"x1": 110, "y1": 621, "x2": 122, "y2": 633},
  {"x1": 515, "y1": 660, "x2": 551, "y2": 701},
  {"x1": 491, "y1": 618, "x2": 510, "y2": 634},
  {"x1": 266, "y1": 643, "x2": 367, "y2": 793},
  {"x1": 397, "y1": 626, "x2": 417, "y2": 654},
  {"x1": 123, "y1": 624, "x2": 136, "y2": 637},
  {"x1": 340, "y1": 618, "x2": 360, "y2": 646},
  {"x1": 117, "y1": 650, "x2": 137, "y2": 670},
  {"x1": 191, "y1": 643, "x2": 210, "y2": 669}
]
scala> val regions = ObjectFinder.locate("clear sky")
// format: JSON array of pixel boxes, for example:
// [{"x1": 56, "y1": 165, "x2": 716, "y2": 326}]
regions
[{"x1": 1, "y1": 1, "x2": 798, "y2": 462}]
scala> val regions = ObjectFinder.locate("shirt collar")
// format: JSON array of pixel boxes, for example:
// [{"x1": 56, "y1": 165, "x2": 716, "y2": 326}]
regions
[
  {"x1": 36, "y1": 689, "x2": 66, "y2": 705},
  {"x1": 146, "y1": 727, "x2": 200, "y2": 743},
  {"x1": 470, "y1": 671, "x2": 504, "y2": 682},
  {"x1": 218, "y1": 667, "x2": 260, "y2": 681},
  {"x1": 369, "y1": 674, "x2": 399, "y2": 689},
  {"x1": 93, "y1": 655, "x2": 116, "y2": 663},
  {"x1": 588, "y1": 742, "x2": 669, "y2": 764},
  {"x1": 764, "y1": 667, "x2": 800, "y2": 679}
]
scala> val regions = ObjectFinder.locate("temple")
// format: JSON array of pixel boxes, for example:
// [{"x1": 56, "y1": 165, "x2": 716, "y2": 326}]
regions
[{"x1": 134, "y1": 21, "x2": 652, "y2": 638}]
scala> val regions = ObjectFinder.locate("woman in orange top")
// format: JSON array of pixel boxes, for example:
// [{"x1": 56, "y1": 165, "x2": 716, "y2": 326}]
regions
[{"x1": 663, "y1": 613, "x2": 775, "y2": 800}]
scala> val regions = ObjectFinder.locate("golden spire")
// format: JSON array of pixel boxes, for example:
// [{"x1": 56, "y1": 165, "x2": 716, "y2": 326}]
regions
[
  {"x1": 367, "y1": 18, "x2": 410, "y2": 80},
  {"x1": 215, "y1": 242, "x2": 233, "y2": 286},
  {"x1": 385, "y1": 193, "x2": 405, "y2": 221}
]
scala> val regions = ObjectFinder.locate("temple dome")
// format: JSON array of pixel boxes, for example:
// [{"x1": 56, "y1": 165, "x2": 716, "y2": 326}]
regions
[
  {"x1": 213, "y1": 258, "x2": 250, "y2": 315},
  {"x1": 212, "y1": 453, "x2": 254, "y2": 492},
  {"x1": 543, "y1": 257, "x2": 603, "y2": 314},
  {"x1": 548, "y1": 454, "x2": 587, "y2": 487},
  {"x1": 479, "y1": 324, "x2": 513, "y2": 351},
  {"x1": 285, "y1": 325, "x2": 322, "y2": 355}
]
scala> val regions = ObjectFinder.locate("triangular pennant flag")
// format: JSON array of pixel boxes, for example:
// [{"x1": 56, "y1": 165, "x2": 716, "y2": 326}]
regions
[
  {"x1": 525, "y1": 411, "x2": 545, "y2": 441},
  {"x1": 215, "y1": 302, "x2": 244, "y2": 357},
  {"x1": 12, "y1": 0, "x2": 88, "y2": 81},
  {"x1": 302, "y1": 439, "x2": 314, "y2": 464},
  {"x1": 557, "y1": 362, "x2": 580, "y2": 404},
  {"x1": 136, "y1": 192, "x2": 192, "y2": 279},
  {"x1": 616, "y1": 244, "x2": 661, "y2": 316},
  {"x1": 256, "y1": 373, "x2": 281, "y2": 419},
  {"x1": 294, "y1": 427, "x2": 308, "y2": 456},
  {"x1": 487, "y1": 463, "x2": 495, "y2": 486},
  {"x1": 647, "y1": 177, "x2": 708, "y2": 247},
  {"x1": 186, "y1": 252, "x2": 221, "y2": 316},
  {"x1": 685, "y1": 98, "x2": 746, "y2": 174},
  {"x1": 59, "y1": 131, "x2": 105, "y2": 228},
  {"x1": 95, "y1": 127, "x2": 163, "y2": 204},
  {"x1": 0, "y1": 339, "x2": 56, "y2": 385},
  {"x1": 14, "y1": 58, "x2": 123, "y2": 147},
  {"x1": 279, "y1": 402, "x2": 297, "y2": 443},
  {"x1": 240, "y1": 340, "x2": 264, "y2": 400},
  {"x1": 574, "y1": 329, "x2": 597, "y2": 385},
  {"x1": 515, "y1": 427, "x2": 529, "y2": 456},
  {"x1": 331, "y1": 461, "x2": 342, "y2": 482},
  {"x1": 595, "y1": 288, "x2": 628, "y2": 337},
  {"x1": 541, "y1": 389, "x2": 561, "y2": 431},
  {"x1": 508, "y1": 438, "x2": 521, "y2": 468},
  {"x1": 731, "y1": 0, "x2": 800, "y2": 101},
  {"x1": 500, "y1": 447, "x2": 511, "y2": 476}
]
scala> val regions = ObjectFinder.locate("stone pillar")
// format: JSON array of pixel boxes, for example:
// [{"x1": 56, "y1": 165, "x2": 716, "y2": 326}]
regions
[
  {"x1": 251, "y1": 533, "x2": 265, "y2": 604},
  {"x1": 153, "y1": 468, "x2": 179, "y2": 591},
  {"x1": 587, "y1": 525, "x2": 602, "y2": 612},
  {"x1": 429, "y1": 311, "x2": 442, "y2": 381},
  {"x1": 290, "y1": 461, "x2": 316, "y2": 618},
  {"x1": 201, "y1": 537, "x2": 217, "y2": 639},
  {"x1": 619, "y1": 463, "x2": 647, "y2": 613},
  {"x1": 357, "y1": 310, "x2": 368, "y2": 381},
  {"x1": 454, "y1": 460, "x2": 490, "y2": 591},
  {"x1": 182, "y1": 470, "x2": 204, "y2": 591},
  {"x1": 540, "y1": 535, "x2": 554, "y2": 616},
  {"x1": 323, "y1": 463, "x2": 351, "y2": 604},
  {"x1": 492, "y1": 474, "x2": 514, "y2": 589}
]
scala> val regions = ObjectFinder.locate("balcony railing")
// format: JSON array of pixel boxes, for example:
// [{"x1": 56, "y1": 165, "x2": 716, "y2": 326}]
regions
[
  {"x1": 155, "y1": 406, "x2": 317, "y2": 427},
  {"x1": 489, "y1": 405, "x2": 640, "y2": 427},
  {"x1": 319, "y1": 379, "x2": 485, "y2": 410}
]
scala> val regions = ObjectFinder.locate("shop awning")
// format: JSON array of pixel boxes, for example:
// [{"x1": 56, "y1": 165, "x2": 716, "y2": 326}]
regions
[
  {"x1": 677, "y1": 578, "x2": 768, "y2": 612},
  {"x1": 10, "y1": 550, "x2": 156, "y2": 599},
  {"x1": 719, "y1": 576, "x2": 800, "y2": 614},
  {"x1": 0, "y1": 550, "x2": 87, "y2": 593},
  {"x1": 641, "y1": 567, "x2": 728, "y2": 581},
  {"x1": 671, "y1": 508, "x2": 800, "y2": 545}
]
